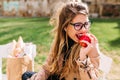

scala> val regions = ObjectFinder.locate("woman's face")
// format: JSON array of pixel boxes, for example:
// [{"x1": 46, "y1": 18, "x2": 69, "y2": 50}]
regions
[{"x1": 65, "y1": 14, "x2": 90, "y2": 43}]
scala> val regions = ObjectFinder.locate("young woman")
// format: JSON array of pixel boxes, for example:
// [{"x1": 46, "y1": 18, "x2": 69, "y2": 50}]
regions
[{"x1": 22, "y1": 1, "x2": 111, "y2": 80}]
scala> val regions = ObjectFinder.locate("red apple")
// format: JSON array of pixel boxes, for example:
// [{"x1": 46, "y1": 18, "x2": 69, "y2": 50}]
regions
[{"x1": 78, "y1": 34, "x2": 91, "y2": 47}]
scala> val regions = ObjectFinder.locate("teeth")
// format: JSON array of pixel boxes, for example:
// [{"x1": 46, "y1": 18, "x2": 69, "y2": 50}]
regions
[
  {"x1": 78, "y1": 34, "x2": 82, "y2": 37},
  {"x1": 76, "y1": 34, "x2": 82, "y2": 38}
]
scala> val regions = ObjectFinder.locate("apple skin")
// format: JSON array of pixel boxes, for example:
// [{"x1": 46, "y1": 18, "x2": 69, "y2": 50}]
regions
[{"x1": 78, "y1": 34, "x2": 91, "y2": 47}]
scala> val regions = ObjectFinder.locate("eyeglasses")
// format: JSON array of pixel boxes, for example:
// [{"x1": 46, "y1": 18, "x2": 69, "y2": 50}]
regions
[{"x1": 70, "y1": 21, "x2": 91, "y2": 31}]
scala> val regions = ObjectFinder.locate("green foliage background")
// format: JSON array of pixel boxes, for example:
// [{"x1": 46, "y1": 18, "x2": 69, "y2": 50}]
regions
[{"x1": 0, "y1": 17, "x2": 120, "y2": 79}]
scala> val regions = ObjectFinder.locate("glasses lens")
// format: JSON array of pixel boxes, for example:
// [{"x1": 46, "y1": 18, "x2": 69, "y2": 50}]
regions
[
  {"x1": 84, "y1": 21, "x2": 91, "y2": 29},
  {"x1": 74, "y1": 23, "x2": 83, "y2": 30}
]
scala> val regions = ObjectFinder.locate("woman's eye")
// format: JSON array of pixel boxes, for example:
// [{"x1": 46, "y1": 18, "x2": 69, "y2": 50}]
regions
[{"x1": 75, "y1": 23, "x2": 82, "y2": 27}]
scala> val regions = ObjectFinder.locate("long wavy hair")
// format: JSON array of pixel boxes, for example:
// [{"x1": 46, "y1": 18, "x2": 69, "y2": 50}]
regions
[{"x1": 48, "y1": 1, "x2": 89, "y2": 79}]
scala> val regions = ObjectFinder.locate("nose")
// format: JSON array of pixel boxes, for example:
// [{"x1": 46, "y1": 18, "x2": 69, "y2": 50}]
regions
[{"x1": 80, "y1": 26, "x2": 87, "y2": 33}]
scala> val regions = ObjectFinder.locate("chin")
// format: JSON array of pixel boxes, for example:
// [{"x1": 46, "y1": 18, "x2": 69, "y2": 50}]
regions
[{"x1": 73, "y1": 39, "x2": 79, "y2": 43}]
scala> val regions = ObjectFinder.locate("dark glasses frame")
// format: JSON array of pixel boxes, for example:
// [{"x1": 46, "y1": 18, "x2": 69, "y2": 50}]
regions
[{"x1": 70, "y1": 21, "x2": 91, "y2": 31}]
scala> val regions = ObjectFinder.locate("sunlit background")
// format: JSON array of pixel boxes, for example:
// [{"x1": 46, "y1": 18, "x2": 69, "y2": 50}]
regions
[{"x1": 0, "y1": 0, "x2": 120, "y2": 80}]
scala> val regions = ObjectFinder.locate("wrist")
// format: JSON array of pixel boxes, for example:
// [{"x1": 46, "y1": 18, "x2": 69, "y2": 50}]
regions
[
  {"x1": 88, "y1": 50, "x2": 100, "y2": 58},
  {"x1": 89, "y1": 55, "x2": 100, "y2": 68},
  {"x1": 79, "y1": 55, "x2": 87, "y2": 61}
]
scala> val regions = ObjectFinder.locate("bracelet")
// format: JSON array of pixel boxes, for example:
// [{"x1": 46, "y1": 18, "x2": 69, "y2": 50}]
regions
[
  {"x1": 76, "y1": 58, "x2": 95, "y2": 70},
  {"x1": 76, "y1": 58, "x2": 88, "y2": 68},
  {"x1": 77, "y1": 58, "x2": 87, "y2": 64}
]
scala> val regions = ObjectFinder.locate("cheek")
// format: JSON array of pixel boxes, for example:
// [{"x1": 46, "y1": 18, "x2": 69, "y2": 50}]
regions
[{"x1": 66, "y1": 28, "x2": 79, "y2": 42}]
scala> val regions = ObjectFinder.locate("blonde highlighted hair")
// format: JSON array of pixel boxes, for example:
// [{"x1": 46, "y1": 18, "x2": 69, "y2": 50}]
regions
[{"x1": 48, "y1": 1, "x2": 89, "y2": 79}]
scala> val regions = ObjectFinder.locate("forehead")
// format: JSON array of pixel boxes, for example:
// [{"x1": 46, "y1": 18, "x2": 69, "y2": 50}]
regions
[{"x1": 71, "y1": 14, "x2": 88, "y2": 23}]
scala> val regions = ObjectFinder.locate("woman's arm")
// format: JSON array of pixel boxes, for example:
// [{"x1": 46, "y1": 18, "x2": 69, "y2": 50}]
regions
[
  {"x1": 29, "y1": 66, "x2": 50, "y2": 80},
  {"x1": 79, "y1": 34, "x2": 100, "y2": 67},
  {"x1": 29, "y1": 53, "x2": 52, "y2": 80},
  {"x1": 76, "y1": 34, "x2": 101, "y2": 80}
]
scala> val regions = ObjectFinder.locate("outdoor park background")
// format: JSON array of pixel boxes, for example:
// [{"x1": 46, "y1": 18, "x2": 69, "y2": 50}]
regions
[{"x1": 0, "y1": 0, "x2": 120, "y2": 80}]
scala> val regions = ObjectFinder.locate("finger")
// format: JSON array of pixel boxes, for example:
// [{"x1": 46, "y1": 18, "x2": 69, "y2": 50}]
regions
[{"x1": 89, "y1": 34, "x2": 98, "y2": 43}]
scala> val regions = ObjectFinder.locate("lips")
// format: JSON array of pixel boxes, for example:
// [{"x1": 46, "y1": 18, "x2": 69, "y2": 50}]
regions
[{"x1": 76, "y1": 34, "x2": 91, "y2": 47}]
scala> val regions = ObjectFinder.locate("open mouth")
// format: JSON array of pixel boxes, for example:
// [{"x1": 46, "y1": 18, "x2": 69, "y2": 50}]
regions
[
  {"x1": 76, "y1": 33, "x2": 91, "y2": 47},
  {"x1": 76, "y1": 33, "x2": 83, "y2": 39}
]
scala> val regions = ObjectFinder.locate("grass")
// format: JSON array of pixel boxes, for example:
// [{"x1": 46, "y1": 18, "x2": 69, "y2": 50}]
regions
[
  {"x1": 90, "y1": 18, "x2": 120, "y2": 79},
  {"x1": 90, "y1": 18, "x2": 120, "y2": 51},
  {"x1": 0, "y1": 17, "x2": 53, "y2": 73},
  {"x1": 0, "y1": 17, "x2": 120, "y2": 79}
]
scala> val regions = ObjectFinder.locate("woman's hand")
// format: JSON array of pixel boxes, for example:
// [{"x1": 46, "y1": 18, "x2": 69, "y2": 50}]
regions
[
  {"x1": 87, "y1": 34, "x2": 100, "y2": 58},
  {"x1": 79, "y1": 34, "x2": 100, "y2": 60}
]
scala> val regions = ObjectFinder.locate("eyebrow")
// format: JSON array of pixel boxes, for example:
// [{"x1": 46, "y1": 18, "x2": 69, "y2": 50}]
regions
[{"x1": 71, "y1": 21, "x2": 90, "y2": 24}]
